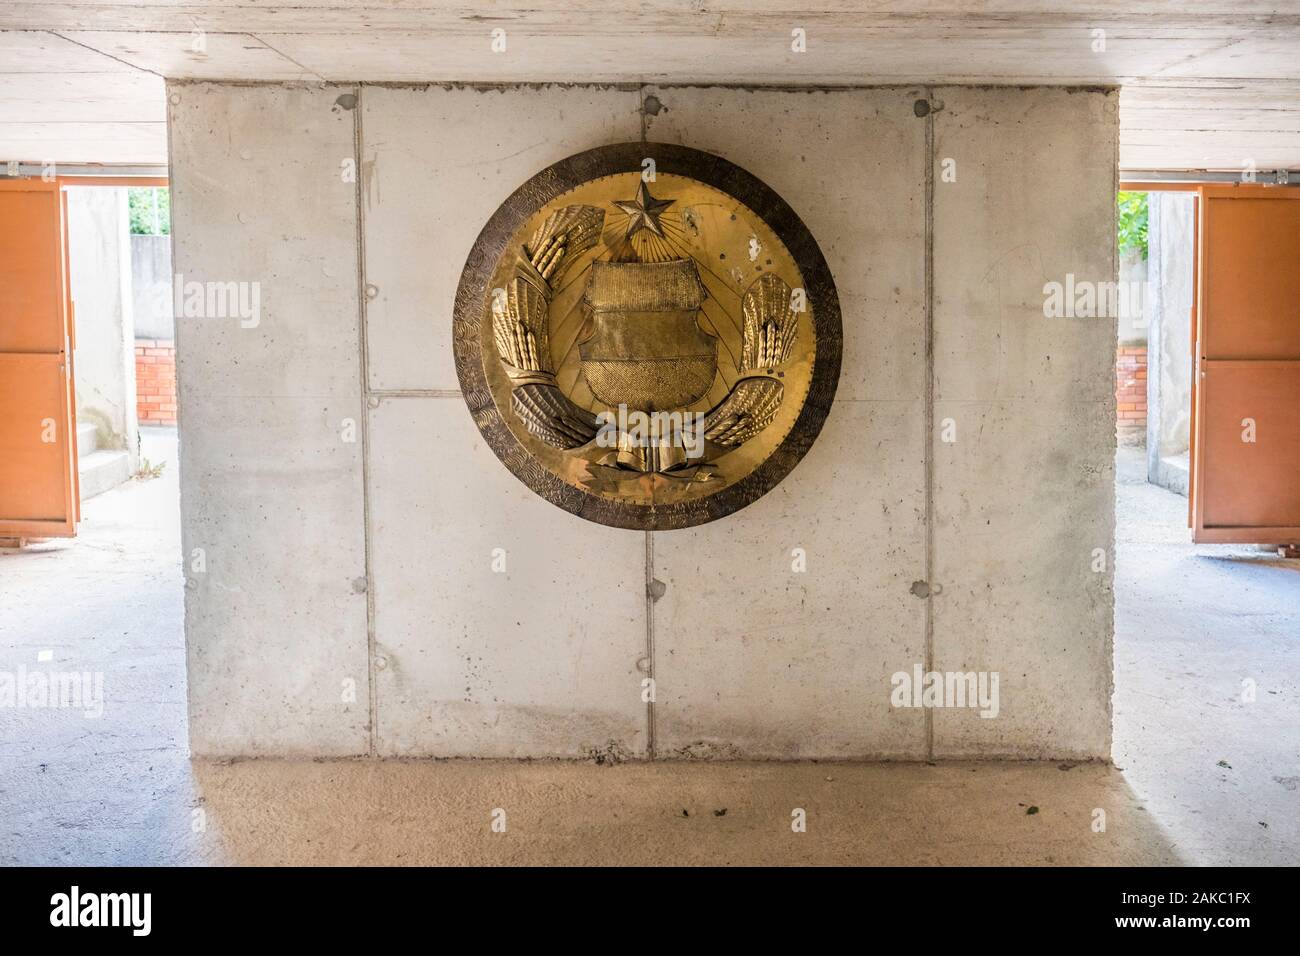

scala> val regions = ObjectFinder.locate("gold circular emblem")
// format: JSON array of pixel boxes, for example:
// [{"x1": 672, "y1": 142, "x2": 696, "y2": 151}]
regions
[{"x1": 453, "y1": 144, "x2": 841, "y2": 529}]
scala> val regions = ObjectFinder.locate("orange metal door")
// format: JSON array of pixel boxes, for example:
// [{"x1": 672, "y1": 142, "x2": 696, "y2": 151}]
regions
[
  {"x1": 0, "y1": 179, "x2": 78, "y2": 538},
  {"x1": 1192, "y1": 185, "x2": 1300, "y2": 544}
]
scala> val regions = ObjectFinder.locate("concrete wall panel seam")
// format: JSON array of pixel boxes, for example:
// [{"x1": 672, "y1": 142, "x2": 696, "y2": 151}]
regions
[
  {"x1": 644, "y1": 530, "x2": 656, "y2": 759},
  {"x1": 922, "y1": 85, "x2": 936, "y2": 762},
  {"x1": 353, "y1": 84, "x2": 379, "y2": 757},
  {"x1": 639, "y1": 83, "x2": 656, "y2": 760}
]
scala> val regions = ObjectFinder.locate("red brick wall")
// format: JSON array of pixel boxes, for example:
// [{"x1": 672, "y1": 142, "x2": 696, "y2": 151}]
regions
[
  {"x1": 131, "y1": 337, "x2": 1154, "y2": 440},
  {"x1": 1116, "y1": 345, "x2": 1147, "y2": 444},
  {"x1": 135, "y1": 339, "x2": 177, "y2": 426}
]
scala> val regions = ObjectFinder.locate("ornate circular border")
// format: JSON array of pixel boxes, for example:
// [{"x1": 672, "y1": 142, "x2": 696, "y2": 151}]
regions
[{"x1": 452, "y1": 142, "x2": 842, "y2": 531}]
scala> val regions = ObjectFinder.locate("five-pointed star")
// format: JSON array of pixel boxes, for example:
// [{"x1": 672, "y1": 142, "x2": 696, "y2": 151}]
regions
[{"x1": 614, "y1": 181, "x2": 675, "y2": 239}]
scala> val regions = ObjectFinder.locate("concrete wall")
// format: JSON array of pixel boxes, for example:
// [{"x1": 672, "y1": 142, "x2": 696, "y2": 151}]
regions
[
  {"x1": 131, "y1": 233, "x2": 174, "y2": 341},
  {"x1": 67, "y1": 185, "x2": 138, "y2": 465},
  {"x1": 169, "y1": 85, "x2": 369, "y2": 755},
  {"x1": 931, "y1": 88, "x2": 1116, "y2": 758},
  {"x1": 169, "y1": 82, "x2": 1117, "y2": 760}
]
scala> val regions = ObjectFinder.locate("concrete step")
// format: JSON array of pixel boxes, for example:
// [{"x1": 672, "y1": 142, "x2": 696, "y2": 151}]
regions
[
  {"x1": 78, "y1": 449, "x2": 130, "y2": 501},
  {"x1": 76, "y1": 421, "x2": 99, "y2": 459},
  {"x1": 1155, "y1": 453, "x2": 1190, "y2": 498}
]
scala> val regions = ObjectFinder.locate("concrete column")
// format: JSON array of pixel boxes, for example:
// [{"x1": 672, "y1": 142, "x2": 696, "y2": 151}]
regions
[
  {"x1": 169, "y1": 83, "x2": 370, "y2": 756},
  {"x1": 930, "y1": 88, "x2": 1118, "y2": 759}
]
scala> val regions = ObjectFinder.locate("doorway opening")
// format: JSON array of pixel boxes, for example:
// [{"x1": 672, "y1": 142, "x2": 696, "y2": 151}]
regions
[
  {"x1": 1115, "y1": 189, "x2": 1197, "y2": 502},
  {"x1": 1111, "y1": 180, "x2": 1300, "y2": 866},
  {"x1": 0, "y1": 175, "x2": 186, "y2": 809},
  {"x1": 1115, "y1": 184, "x2": 1300, "y2": 548},
  {"x1": 0, "y1": 177, "x2": 176, "y2": 542}
]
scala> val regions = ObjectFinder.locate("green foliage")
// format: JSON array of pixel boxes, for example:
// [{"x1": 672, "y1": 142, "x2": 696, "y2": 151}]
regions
[
  {"x1": 1117, "y1": 190, "x2": 1148, "y2": 259},
  {"x1": 128, "y1": 187, "x2": 170, "y2": 235},
  {"x1": 133, "y1": 458, "x2": 166, "y2": 481}
]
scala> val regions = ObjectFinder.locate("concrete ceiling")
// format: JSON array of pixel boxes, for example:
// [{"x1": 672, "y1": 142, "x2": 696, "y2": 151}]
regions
[{"x1": 1, "y1": 2, "x2": 1298, "y2": 170}]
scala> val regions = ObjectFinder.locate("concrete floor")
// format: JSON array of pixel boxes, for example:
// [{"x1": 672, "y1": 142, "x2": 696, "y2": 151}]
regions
[
  {"x1": 0, "y1": 435, "x2": 1295, "y2": 865},
  {"x1": 1111, "y1": 446, "x2": 1299, "y2": 865}
]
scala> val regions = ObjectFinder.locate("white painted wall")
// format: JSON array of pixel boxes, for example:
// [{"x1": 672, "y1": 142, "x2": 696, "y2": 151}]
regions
[
  {"x1": 1118, "y1": 250, "x2": 1149, "y2": 346},
  {"x1": 131, "y1": 234, "x2": 174, "y2": 341},
  {"x1": 1146, "y1": 190, "x2": 1196, "y2": 491},
  {"x1": 1150, "y1": 192, "x2": 1195, "y2": 458},
  {"x1": 67, "y1": 185, "x2": 138, "y2": 467},
  {"x1": 170, "y1": 82, "x2": 1116, "y2": 760}
]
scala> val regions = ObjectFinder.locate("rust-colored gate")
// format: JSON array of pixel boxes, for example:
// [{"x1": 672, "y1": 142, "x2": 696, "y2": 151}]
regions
[
  {"x1": 0, "y1": 179, "x2": 79, "y2": 539},
  {"x1": 1193, "y1": 185, "x2": 1300, "y2": 544}
]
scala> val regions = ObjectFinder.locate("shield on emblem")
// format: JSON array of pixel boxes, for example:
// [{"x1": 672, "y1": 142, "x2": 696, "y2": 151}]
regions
[{"x1": 579, "y1": 259, "x2": 717, "y2": 411}]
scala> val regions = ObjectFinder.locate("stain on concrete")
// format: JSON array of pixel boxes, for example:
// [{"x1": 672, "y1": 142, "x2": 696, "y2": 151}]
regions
[
  {"x1": 334, "y1": 93, "x2": 358, "y2": 111},
  {"x1": 361, "y1": 157, "x2": 378, "y2": 209},
  {"x1": 583, "y1": 740, "x2": 632, "y2": 765},
  {"x1": 672, "y1": 740, "x2": 743, "y2": 760}
]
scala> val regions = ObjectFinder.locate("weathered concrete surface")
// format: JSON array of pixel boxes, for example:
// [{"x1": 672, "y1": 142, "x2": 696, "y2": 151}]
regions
[
  {"x1": 367, "y1": 397, "x2": 646, "y2": 757},
  {"x1": 3, "y1": 435, "x2": 1296, "y2": 865},
  {"x1": 641, "y1": 87, "x2": 927, "y2": 757},
  {"x1": 168, "y1": 83, "x2": 370, "y2": 755},
  {"x1": 67, "y1": 185, "x2": 137, "y2": 467},
  {"x1": 649, "y1": 401, "x2": 926, "y2": 758},
  {"x1": 931, "y1": 87, "x2": 1118, "y2": 758},
  {"x1": 361, "y1": 85, "x2": 642, "y2": 392}
]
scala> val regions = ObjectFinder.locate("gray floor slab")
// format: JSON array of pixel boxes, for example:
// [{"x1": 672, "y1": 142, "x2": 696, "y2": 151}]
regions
[{"x1": 1, "y1": 437, "x2": 1296, "y2": 864}]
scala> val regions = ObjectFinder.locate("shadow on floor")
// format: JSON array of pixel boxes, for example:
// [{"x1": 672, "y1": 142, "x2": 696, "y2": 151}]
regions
[{"x1": 1199, "y1": 554, "x2": 1300, "y2": 573}]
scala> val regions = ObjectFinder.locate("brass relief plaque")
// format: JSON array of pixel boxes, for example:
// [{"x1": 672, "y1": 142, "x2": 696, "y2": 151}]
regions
[{"x1": 453, "y1": 143, "x2": 841, "y2": 529}]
